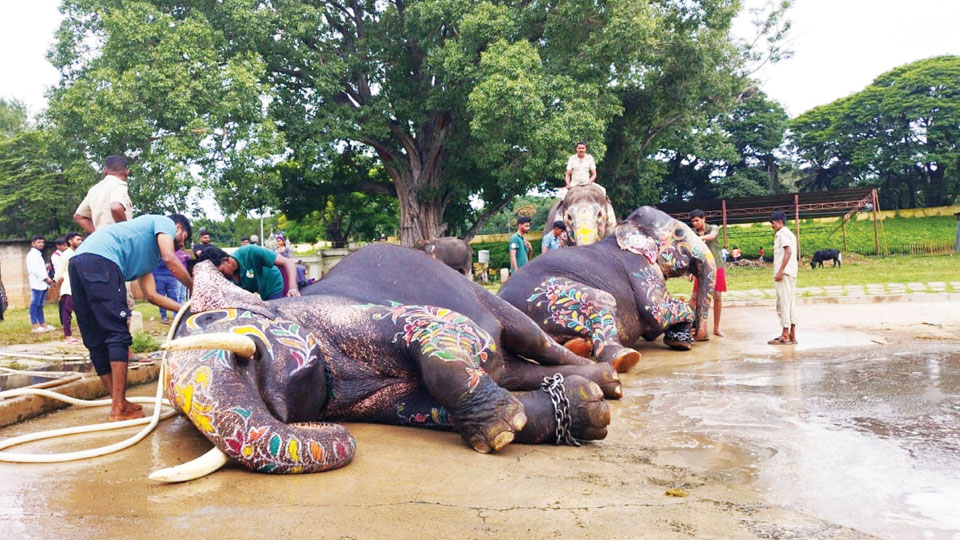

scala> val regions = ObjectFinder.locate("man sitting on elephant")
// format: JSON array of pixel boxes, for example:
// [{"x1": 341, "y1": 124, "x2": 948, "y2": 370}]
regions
[
  {"x1": 498, "y1": 207, "x2": 717, "y2": 372},
  {"x1": 565, "y1": 141, "x2": 599, "y2": 192}
]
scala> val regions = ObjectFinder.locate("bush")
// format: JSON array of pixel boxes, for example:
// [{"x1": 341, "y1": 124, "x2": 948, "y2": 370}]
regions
[{"x1": 131, "y1": 332, "x2": 162, "y2": 354}]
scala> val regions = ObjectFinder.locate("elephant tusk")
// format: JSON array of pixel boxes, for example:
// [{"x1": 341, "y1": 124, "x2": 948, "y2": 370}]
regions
[
  {"x1": 148, "y1": 447, "x2": 230, "y2": 483},
  {"x1": 160, "y1": 333, "x2": 257, "y2": 358}
]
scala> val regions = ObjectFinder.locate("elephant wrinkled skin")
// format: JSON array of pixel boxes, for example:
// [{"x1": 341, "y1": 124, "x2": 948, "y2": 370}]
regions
[
  {"x1": 162, "y1": 247, "x2": 617, "y2": 475},
  {"x1": 545, "y1": 184, "x2": 617, "y2": 246},
  {"x1": 499, "y1": 206, "x2": 717, "y2": 370}
]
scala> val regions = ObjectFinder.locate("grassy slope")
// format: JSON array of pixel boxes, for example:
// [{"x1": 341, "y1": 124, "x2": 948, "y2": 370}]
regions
[{"x1": 0, "y1": 302, "x2": 170, "y2": 349}]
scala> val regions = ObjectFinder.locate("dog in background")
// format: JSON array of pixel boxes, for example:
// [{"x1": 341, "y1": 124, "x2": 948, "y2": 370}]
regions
[{"x1": 811, "y1": 249, "x2": 842, "y2": 269}]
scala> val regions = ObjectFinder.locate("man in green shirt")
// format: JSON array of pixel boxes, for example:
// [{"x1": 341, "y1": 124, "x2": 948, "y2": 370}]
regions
[
  {"x1": 508, "y1": 216, "x2": 532, "y2": 275},
  {"x1": 198, "y1": 245, "x2": 300, "y2": 300},
  {"x1": 689, "y1": 209, "x2": 726, "y2": 339}
]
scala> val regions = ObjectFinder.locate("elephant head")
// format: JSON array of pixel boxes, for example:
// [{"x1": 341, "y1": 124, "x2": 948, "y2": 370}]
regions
[
  {"x1": 548, "y1": 184, "x2": 618, "y2": 246},
  {"x1": 155, "y1": 261, "x2": 355, "y2": 480},
  {"x1": 614, "y1": 207, "x2": 717, "y2": 331}
]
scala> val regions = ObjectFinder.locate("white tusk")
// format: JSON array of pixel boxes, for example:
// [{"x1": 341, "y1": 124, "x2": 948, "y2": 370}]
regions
[
  {"x1": 149, "y1": 447, "x2": 230, "y2": 483},
  {"x1": 161, "y1": 333, "x2": 257, "y2": 357}
]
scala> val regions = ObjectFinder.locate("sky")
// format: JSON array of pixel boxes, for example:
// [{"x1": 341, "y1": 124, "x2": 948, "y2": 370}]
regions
[{"x1": 2, "y1": 0, "x2": 958, "y2": 120}]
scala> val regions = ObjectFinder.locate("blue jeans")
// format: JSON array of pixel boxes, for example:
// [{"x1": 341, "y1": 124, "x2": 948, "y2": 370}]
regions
[
  {"x1": 29, "y1": 288, "x2": 47, "y2": 325},
  {"x1": 154, "y1": 273, "x2": 180, "y2": 321}
]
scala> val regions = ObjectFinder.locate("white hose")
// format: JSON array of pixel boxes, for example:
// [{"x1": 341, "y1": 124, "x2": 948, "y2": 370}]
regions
[{"x1": 0, "y1": 300, "x2": 190, "y2": 463}]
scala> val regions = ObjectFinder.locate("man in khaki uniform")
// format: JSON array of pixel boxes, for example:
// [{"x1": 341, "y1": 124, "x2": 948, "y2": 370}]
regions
[{"x1": 74, "y1": 155, "x2": 134, "y2": 232}]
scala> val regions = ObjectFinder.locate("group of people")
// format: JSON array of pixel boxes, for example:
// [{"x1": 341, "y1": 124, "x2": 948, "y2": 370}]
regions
[
  {"x1": 689, "y1": 208, "x2": 798, "y2": 345},
  {"x1": 21, "y1": 156, "x2": 316, "y2": 422}
]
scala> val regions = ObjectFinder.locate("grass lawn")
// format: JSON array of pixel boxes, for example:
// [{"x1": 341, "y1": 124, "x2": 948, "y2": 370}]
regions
[
  {"x1": 0, "y1": 301, "x2": 171, "y2": 349},
  {"x1": 480, "y1": 254, "x2": 959, "y2": 296}
]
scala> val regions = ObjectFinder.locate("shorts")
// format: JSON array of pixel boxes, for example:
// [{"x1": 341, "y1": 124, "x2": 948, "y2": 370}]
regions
[
  {"x1": 693, "y1": 266, "x2": 727, "y2": 294},
  {"x1": 69, "y1": 253, "x2": 132, "y2": 375}
]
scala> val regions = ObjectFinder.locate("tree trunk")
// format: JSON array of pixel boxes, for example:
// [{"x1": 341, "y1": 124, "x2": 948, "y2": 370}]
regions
[{"x1": 396, "y1": 181, "x2": 448, "y2": 246}]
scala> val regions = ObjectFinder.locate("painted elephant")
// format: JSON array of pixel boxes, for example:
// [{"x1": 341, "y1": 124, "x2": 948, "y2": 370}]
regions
[
  {"x1": 412, "y1": 237, "x2": 473, "y2": 276},
  {"x1": 545, "y1": 184, "x2": 617, "y2": 246},
  {"x1": 157, "y1": 246, "x2": 618, "y2": 478},
  {"x1": 498, "y1": 206, "x2": 717, "y2": 370}
]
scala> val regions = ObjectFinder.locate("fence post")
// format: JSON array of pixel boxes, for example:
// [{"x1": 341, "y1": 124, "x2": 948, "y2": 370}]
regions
[
  {"x1": 955, "y1": 211, "x2": 960, "y2": 254},
  {"x1": 872, "y1": 189, "x2": 880, "y2": 256},
  {"x1": 794, "y1": 193, "x2": 801, "y2": 260},
  {"x1": 721, "y1": 199, "x2": 728, "y2": 249},
  {"x1": 841, "y1": 217, "x2": 847, "y2": 252}
]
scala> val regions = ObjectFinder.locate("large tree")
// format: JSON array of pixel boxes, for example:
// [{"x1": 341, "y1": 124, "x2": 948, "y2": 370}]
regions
[
  {"x1": 48, "y1": 0, "x2": 786, "y2": 243},
  {"x1": 791, "y1": 55, "x2": 960, "y2": 209}
]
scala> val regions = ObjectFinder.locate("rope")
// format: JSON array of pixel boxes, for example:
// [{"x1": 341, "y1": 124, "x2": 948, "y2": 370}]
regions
[{"x1": 0, "y1": 300, "x2": 190, "y2": 463}]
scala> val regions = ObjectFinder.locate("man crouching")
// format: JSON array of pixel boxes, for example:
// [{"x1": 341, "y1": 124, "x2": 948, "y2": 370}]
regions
[{"x1": 68, "y1": 214, "x2": 193, "y2": 421}]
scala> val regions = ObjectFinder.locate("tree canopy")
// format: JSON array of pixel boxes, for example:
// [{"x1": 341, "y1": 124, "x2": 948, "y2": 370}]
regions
[
  {"x1": 47, "y1": 0, "x2": 785, "y2": 243},
  {"x1": 791, "y1": 55, "x2": 960, "y2": 209}
]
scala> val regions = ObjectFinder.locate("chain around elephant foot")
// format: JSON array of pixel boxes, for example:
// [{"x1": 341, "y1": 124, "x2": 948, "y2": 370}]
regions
[
  {"x1": 663, "y1": 323, "x2": 695, "y2": 351},
  {"x1": 513, "y1": 374, "x2": 609, "y2": 445}
]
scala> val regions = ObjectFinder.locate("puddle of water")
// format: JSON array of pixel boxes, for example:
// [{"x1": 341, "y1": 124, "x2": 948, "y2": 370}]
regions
[
  {"x1": 0, "y1": 361, "x2": 91, "y2": 391},
  {"x1": 624, "y1": 344, "x2": 960, "y2": 539}
]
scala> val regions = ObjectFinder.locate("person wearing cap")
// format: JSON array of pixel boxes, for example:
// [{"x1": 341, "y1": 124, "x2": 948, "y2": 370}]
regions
[
  {"x1": 689, "y1": 209, "x2": 726, "y2": 338},
  {"x1": 508, "y1": 217, "x2": 533, "y2": 274},
  {"x1": 541, "y1": 220, "x2": 567, "y2": 254},
  {"x1": 768, "y1": 210, "x2": 798, "y2": 345}
]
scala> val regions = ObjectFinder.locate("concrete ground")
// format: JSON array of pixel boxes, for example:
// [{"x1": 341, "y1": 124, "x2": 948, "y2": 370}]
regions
[{"x1": 1, "y1": 299, "x2": 958, "y2": 540}]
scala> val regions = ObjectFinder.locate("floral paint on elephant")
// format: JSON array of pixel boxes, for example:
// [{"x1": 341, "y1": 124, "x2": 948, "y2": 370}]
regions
[
  {"x1": 266, "y1": 319, "x2": 319, "y2": 373},
  {"x1": 396, "y1": 402, "x2": 454, "y2": 427},
  {"x1": 360, "y1": 302, "x2": 494, "y2": 393},
  {"x1": 631, "y1": 266, "x2": 694, "y2": 329},
  {"x1": 526, "y1": 278, "x2": 618, "y2": 355}
]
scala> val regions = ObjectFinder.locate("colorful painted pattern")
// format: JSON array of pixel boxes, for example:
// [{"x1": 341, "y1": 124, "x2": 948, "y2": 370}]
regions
[
  {"x1": 631, "y1": 266, "x2": 694, "y2": 329},
  {"x1": 526, "y1": 278, "x2": 617, "y2": 355},
  {"x1": 266, "y1": 319, "x2": 318, "y2": 373},
  {"x1": 396, "y1": 402, "x2": 454, "y2": 427},
  {"x1": 359, "y1": 302, "x2": 493, "y2": 393}
]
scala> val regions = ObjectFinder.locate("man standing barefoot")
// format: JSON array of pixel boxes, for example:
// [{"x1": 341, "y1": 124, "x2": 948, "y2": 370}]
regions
[
  {"x1": 768, "y1": 210, "x2": 798, "y2": 345},
  {"x1": 689, "y1": 209, "x2": 726, "y2": 338},
  {"x1": 69, "y1": 214, "x2": 193, "y2": 421}
]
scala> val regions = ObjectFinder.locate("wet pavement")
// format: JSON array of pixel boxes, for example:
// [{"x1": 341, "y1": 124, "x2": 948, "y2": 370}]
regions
[{"x1": 1, "y1": 300, "x2": 958, "y2": 539}]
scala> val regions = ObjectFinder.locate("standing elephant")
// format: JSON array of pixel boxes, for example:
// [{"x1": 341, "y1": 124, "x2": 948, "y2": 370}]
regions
[
  {"x1": 545, "y1": 184, "x2": 617, "y2": 246},
  {"x1": 412, "y1": 237, "x2": 473, "y2": 276},
  {"x1": 156, "y1": 245, "x2": 617, "y2": 479},
  {"x1": 498, "y1": 207, "x2": 717, "y2": 371}
]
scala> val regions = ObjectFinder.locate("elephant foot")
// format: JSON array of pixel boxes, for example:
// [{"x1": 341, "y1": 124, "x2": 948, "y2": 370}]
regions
[
  {"x1": 562, "y1": 337, "x2": 593, "y2": 358},
  {"x1": 597, "y1": 345, "x2": 641, "y2": 373},
  {"x1": 573, "y1": 362, "x2": 622, "y2": 399},
  {"x1": 513, "y1": 375, "x2": 609, "y2": 445},
  {"x1": 455, "y1": 392, "x2": 527, "y2": 454},
  {"x1": 663, "y1": 324, "x2": 695, "y2": 351}
]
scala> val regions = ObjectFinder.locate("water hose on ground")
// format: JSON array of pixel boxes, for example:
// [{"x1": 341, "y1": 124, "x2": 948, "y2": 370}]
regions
[{"x1": 0, "y1": 301, "x2": 190, "y2": 464}]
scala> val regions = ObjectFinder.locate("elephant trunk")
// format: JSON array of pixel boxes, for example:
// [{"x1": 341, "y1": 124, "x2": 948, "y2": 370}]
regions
[
  {"x1": 568, "y1": 207, "x2": 602, "y2": 246},
  {"x1": 165, "y1": 349, "x2": 355, "y2": 474},
  {"x1": 692, "y1": 254, "x2": 717, "y2": 332}
]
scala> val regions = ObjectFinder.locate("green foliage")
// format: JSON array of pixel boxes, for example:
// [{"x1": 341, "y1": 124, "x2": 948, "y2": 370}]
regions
[
  {"x1": 0, "y1": 98, "x2": 29, "y2": 137},
  {"x1": 791, "y1": 56, "x2": 960, "y2": 209},
  {"x1": 192, "y1": 214, "x2": 279, "y2": 246},
  {"x1": 0, "y1": 128, "x2": 96, "y2": 238},
  {"x1": 131, "y1": 331, "x2": 161, "y2": 354},
  {"x1": 477, "y1": 195, "x2": 556, "y2": 235}
]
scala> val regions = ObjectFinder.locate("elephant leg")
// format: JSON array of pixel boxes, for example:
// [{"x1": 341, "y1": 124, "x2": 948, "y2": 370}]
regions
[
  {"x1": 498, "y1": 354, "x2": 622, "y2": 399},
  {"x1": 512, "y1": 375, "x2": 609, "y2": 444},
  {"x1": 482, "y1": 293, "x2": 593, "y2": 368},
  {"x1": 522, "y1": 277, "x2": 640, "y2": 372},
  {"x1": 370, "y1": 304, "x2": 526, "y2": 454},
  {"x1": 633, "y1": 277, "x2": 696, "y2": 351}
]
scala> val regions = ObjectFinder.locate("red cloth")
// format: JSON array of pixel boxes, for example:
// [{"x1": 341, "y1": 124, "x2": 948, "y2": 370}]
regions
[{"x1": 693, "y1": 266, "x2": 726, "y2": 294}]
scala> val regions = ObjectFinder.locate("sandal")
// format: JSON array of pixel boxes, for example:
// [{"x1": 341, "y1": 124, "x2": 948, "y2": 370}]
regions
[{"x1": 767, "y1": 336, "x2": 791, "y2": 345}]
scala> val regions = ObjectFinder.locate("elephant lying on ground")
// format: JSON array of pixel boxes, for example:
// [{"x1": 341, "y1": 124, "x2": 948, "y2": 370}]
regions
[
  {"x1": 159, "y1": 247, "x2": 616, "y2": 477},
  {"x1": 412, "y1": 237, "x2": 473, "y2": 276},
  {"x1": 498, "y1": 207, "x2": 716, "y2": 370},
  {"x1": 546, "y1": 184, "x2": 617, "y2": 246}
]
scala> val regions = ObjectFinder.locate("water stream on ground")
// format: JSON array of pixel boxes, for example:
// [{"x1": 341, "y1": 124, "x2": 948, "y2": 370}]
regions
[{"x1": 623, "y1": 344, "x2": 960, "y2": 540}]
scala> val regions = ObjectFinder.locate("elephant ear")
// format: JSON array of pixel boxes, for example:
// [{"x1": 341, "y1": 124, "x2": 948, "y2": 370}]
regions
[{"x1": 615, "y1": 222, "x2": 659, "y2": 264}]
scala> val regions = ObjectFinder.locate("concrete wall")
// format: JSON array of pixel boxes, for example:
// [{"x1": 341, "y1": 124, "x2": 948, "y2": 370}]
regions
[{"x1": 0, "y1": 240, "x2": 59, "y2": 310}]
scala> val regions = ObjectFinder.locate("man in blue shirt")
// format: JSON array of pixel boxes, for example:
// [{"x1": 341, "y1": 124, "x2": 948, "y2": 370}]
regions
[
  {"x1": 69, "y1": 214, "x2": 193, "y2": 421},
  {"x1": 541, "y1": 220, "x2": 566, "y2": 254}
]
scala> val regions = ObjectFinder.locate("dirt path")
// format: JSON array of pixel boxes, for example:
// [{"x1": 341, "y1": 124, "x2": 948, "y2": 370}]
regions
[{"x1": 1, "y1": 300, "x2": 957, "y2": 539}]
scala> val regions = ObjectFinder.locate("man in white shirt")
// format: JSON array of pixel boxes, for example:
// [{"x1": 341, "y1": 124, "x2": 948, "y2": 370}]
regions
[
  {"x1": 54, "y1": 232, "x2": 83, "y2": 344},
  {"x1": 26, "y1": 235, "x2": 54, "y2": 333},
  {"x1": 73, "y1": 155, "x2": 134, "y2": 233},
  {"x1": 768, "y1": 210, "x2": 798, "y2": 345},
  {"x1": 564, "y1": 141, "x2": 598, "y2": 189}
]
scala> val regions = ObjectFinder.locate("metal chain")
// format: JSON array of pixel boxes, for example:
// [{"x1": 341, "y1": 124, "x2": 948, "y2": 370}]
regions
[{"x1": 539, "y1": 373, "x2": 580, "y2": 447}]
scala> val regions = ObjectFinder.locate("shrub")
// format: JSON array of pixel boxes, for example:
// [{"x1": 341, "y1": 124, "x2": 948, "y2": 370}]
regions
[{"x1": 131, "y1": 332, "x2": 162, "y2": 353}]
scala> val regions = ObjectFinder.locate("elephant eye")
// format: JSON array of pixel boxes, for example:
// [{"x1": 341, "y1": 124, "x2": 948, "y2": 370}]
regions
[{"x1": 674, "y1": 227, "x2": 685, "y2": 238}]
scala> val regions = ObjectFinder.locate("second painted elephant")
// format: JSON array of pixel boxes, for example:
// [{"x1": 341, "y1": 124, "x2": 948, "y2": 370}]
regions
[
  {"x1": 156, "y1": 245, "x2": 618, "y2": 478},
  {"x1": 498, "y1": 207, "x2": 717, "y2": 370},
  {"x1": 545, "y1": 184, "x2": 617, "y2": 246}
]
